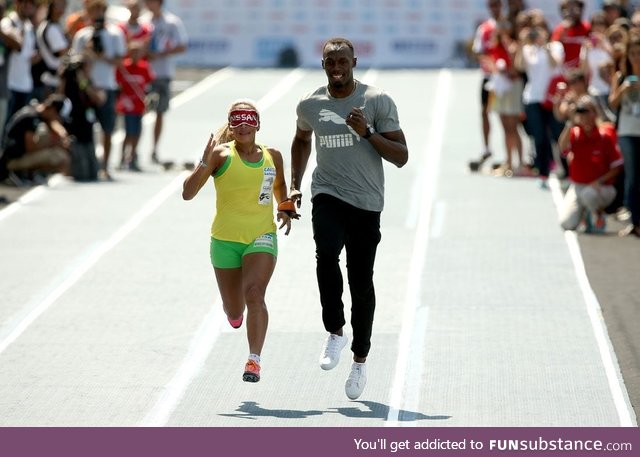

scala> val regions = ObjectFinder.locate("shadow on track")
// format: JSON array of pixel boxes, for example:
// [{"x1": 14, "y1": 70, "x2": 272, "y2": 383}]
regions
[{"x1": 219, "y1": 401, "x2": 451, "y2": 422}]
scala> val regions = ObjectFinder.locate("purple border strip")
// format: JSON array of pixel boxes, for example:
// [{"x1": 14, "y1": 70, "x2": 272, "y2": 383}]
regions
[{"x1": 0, "y1": 427, "x2": 638, "y2": 457}]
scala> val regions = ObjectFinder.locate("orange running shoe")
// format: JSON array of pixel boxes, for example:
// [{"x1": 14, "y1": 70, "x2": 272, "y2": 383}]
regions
[{"x1": 243, "y1": 359, "x2": 260, "y2": 382}]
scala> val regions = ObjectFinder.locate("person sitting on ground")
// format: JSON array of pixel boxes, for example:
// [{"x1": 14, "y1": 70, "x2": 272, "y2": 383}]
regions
[
  {"x1": 557, "y1": 96, "x2": 624, "y2": 233},
  {"x1": 0, "y1": 94, "x2": 72, "y2": 184}
]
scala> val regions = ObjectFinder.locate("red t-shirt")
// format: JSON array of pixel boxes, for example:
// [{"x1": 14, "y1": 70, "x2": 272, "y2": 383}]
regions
[
  {"x1": 118, "y1": 21, "x2": 153, "y2": 45},
  {"x1": 568, "y1": 124, "x2": 623, "y2": 184},
  {"x1": 475, "y1": 19, "x2": 499, "y2": 74},
  {"x1": 116, "y1": 59, "x2": 155, "y2": 115},
  {"x1": 490, "y1": 42, "x2": 512, "y2": 69},
  {"x1": 551, "y1": 21, "x2": 590, "y2": 68}
]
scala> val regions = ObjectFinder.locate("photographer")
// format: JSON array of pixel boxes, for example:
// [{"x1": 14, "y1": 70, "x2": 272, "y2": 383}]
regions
[
  {"x1": 0, "y1": 94, "x2": 72, "y2": 184},
  {"x1": 71, "y1": 0, "x2": 126, "y2": 180},
  {"x1": 58, "y1": 53, "x2": 105, "y2": 181},
  {"x1": 553, "y1": 69, "x2": 590, "y2": 124},
  {"x1": 557, "y1": 96, "x2": 623, "y2": 233}
]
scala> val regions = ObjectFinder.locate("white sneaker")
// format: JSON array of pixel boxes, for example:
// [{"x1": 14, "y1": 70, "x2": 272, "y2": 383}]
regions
[
  {"x1": 345, "y1": 362, "x2": 367, "y2": 400},
  {"x1": 319, "y1": 334, "x2": 348, "y2": 370}
]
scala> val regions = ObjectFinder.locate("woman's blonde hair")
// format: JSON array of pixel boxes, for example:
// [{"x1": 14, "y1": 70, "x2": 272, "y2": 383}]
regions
[{"x1": 213, "y1": 99, "x2": 260, "y2": 144}]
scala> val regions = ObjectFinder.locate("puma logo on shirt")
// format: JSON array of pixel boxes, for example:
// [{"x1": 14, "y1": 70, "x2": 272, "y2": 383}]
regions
[{"x1": 318, "y1": 109, "x2": 360, "y2": 147}]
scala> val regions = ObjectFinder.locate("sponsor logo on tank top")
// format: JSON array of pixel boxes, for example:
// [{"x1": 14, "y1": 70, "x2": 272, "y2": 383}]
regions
[{"x1": 258, "y1": 166, "x2": 276, "y2": 206}]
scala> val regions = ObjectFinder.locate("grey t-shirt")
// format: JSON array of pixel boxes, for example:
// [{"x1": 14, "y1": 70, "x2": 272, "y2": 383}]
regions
[
  {"x1": 141, "y1": 11, "x2": 188, "y2": 79},
  {"x1": 296, "y1": 81, "x2": 400, "y2": 212}
]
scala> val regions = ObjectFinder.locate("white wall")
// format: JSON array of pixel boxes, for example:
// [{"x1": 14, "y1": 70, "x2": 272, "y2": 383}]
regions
[{"x1": 93, "y1": 0, "x2": 608, "y2": 68}]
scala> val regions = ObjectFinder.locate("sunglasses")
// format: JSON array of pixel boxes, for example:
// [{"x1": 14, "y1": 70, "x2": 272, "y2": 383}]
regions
[{"x1": 575, "y1": 106, "x2": 592, "y2": 113}]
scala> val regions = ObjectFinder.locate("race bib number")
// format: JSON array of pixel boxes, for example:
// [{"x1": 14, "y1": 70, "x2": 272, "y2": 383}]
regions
[{"x1": 258, "y1": 167, "x2": 276, "y2": 205}]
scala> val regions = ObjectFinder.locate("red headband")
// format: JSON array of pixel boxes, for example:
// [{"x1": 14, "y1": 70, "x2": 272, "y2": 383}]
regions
[{"x1": 228, "y1": 109, "x2": 260, "y2": 129}]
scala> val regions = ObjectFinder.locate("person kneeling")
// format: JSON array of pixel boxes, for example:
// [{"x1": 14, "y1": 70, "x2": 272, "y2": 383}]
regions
[
  {"x1": 557, "y1": 96, "x2": 624, "y2": 234},
  {"x1": 0, "y1": 94, "x2": 72, "y2": 185}
]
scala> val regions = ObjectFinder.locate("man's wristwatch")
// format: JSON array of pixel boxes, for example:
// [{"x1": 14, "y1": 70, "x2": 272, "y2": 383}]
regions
[{"x1": 363, "y1": 124, "x2": 375, "y2": 139}]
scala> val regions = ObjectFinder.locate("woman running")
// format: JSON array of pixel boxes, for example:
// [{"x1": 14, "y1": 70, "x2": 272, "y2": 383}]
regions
[{"x1": 182, "y1": 99, "x2": 298, "y2": 382}]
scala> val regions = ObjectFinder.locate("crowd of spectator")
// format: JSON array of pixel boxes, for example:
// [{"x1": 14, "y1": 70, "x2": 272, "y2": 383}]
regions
[
  {"x1": 0, "y1": 0, "x2": 187, "y2": 185},
  {"x1": 2, "y1": 0, "x2": 638, "y2": 239},
  {"x1": 473, "y1": 0, "x2": 640, "y2": 238}
]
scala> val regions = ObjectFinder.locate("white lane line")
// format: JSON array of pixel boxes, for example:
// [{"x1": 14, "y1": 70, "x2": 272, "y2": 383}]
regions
[
  {"x1": 257, "y1": 68, "x2": 305, "y2": 111},
  {"x1": 111, "y1": 67, "x2": 235, "y2": 148},
  {"x1": 140, "y1": 69, "x2": 307, "y2": 427},
  {"x1": 0, "y1": 171, "x2": 190, "y2": 356},
  {"x1": 0, "y1": 175, "x2": 66, "y2": 223},
  {"x1": 386, "y1": 69, "x2": 451, "y2": 425},
  {"x1": 404, "y1": 71, "x2": 446, "y2": 230},
  {"x1": 141, "y1": 298, "x2": 225, "y2": 426},
  {"x1": 0, "y1": 187, "x2": 47, "y2": 223},
  {"x1": 169, "y1": 67, "x2": 234, "y2": 109},
  {"x1": 549, "y1": 177, "x2": 636, "y2": 426}
]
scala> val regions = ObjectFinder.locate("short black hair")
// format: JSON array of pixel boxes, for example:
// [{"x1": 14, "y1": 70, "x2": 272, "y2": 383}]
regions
[
  {"x1": 322, "y1": 37, "x2": 355, "y2": 55},
  {"x1": 561, "y1": 0, "x2": 584, "y2": 8}
]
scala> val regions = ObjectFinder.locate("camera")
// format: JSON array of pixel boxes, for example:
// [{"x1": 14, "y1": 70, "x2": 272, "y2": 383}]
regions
[
  {"x1": 91, "y1": 16, "x2": 105, "y2": 55},
  {"x1": 59, "y1": 53, "x2": 90, "y2": 95},
  {"x1": 60, "y1": 54, "x2": 84, "y2": 80}
]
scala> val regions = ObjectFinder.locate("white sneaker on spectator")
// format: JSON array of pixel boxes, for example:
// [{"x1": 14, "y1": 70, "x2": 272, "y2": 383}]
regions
[
  {"x1": 345, "y1": 362, "x2": 367, "y2": 400},
  {"x1": 319, "y1": 334, "x2": 347, "y2": 370}
]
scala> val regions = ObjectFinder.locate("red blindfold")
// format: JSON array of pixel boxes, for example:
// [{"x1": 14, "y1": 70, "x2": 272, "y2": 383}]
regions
[{"x1": 228, "y1": 109, "x2": 260, "y2": 129}]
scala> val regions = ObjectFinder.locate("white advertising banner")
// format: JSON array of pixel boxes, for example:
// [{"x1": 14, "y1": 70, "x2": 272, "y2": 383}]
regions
[{"x1": 146, "y1": 0, "x2": 603, "y2": 68}]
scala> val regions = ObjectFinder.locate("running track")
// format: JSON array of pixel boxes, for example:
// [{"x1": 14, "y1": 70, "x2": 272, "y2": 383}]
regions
[{"x1": 0, "y1": 68, "x2": 636, "y2": 426}]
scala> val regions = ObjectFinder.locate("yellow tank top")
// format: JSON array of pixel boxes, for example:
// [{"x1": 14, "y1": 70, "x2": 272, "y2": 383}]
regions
[{"x1": 211, "y1": 141, "x2": 277, "y2": 243}]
